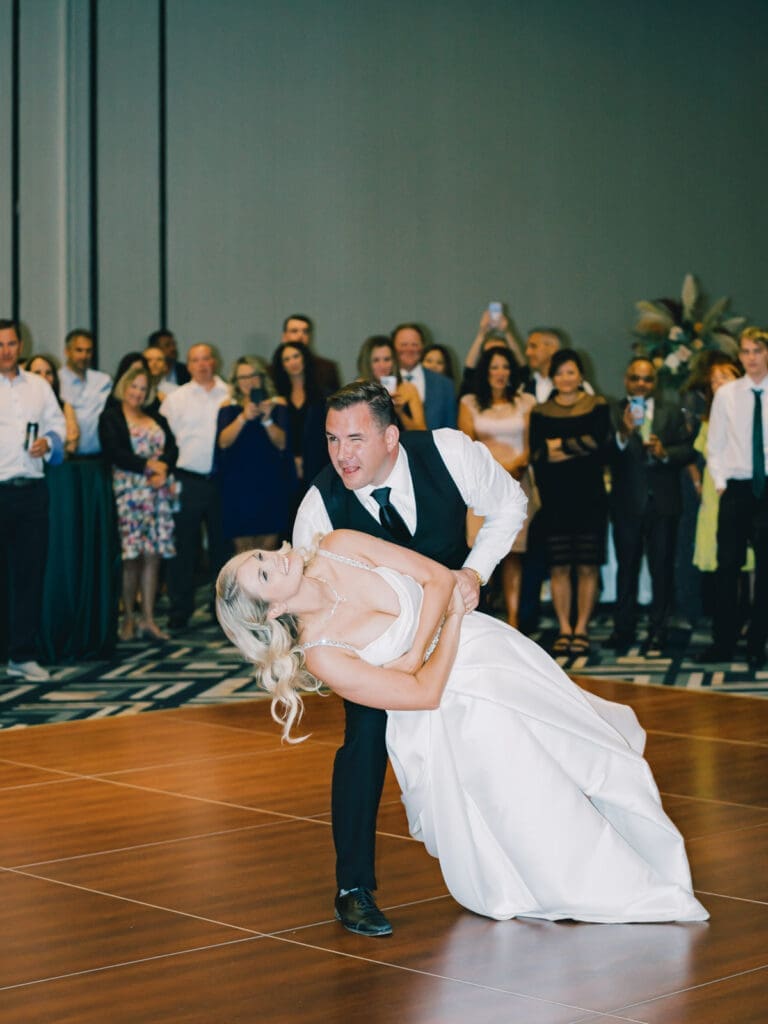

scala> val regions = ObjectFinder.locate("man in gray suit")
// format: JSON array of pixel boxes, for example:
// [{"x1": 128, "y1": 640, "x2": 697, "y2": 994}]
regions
[
  {"x1": 608, "y1": 357, "x2": 694, "y2": 654},
  {"x1": 392, "y1": 323, "x2": 456, "y2": 429}
]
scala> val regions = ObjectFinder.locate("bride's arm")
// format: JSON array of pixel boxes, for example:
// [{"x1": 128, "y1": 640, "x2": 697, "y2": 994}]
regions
[
  {"x1": 305, "y1": 586, "x2": 465, "y2": 711},
  {"x1": 321, "y1": 529, "x2": 455, "y2": 672}
]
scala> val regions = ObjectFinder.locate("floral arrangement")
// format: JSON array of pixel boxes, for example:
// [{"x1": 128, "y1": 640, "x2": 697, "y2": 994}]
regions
[{"x1": 632, "y1": 274, "x2": 746, "y2": 380}]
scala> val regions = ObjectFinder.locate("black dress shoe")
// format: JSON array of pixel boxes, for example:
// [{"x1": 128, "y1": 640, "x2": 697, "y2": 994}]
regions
[
  {"x1": 606, "y1": 631, "x2": 634, "y2": 654},
  {"x1": 694, "y1": 645, "x2": 733, "y2": 664},
  {"x1": 747, "y1": 651, "x2": 766, "y2": 672},
  {"x1": 640, "y1": 630, "x2": 668, "y2": 655},
  {"x1": 334, "y1": 888, "x2": 392, "y2": 937}
]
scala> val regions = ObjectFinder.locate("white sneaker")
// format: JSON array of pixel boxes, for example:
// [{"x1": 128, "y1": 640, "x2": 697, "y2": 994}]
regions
[{"x1": 7, "y1": 660, "x2": 50, "y2": 681}]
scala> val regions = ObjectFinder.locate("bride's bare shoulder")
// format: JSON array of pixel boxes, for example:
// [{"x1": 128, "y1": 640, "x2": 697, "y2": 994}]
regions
[{"x1": 320, "y1": 529, "x2": 377, "y2": 563}]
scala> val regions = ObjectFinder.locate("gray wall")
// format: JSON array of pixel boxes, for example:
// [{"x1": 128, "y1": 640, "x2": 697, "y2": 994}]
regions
[{"x1": 3, "y1": 0, "x2": 767, "y2": 394}]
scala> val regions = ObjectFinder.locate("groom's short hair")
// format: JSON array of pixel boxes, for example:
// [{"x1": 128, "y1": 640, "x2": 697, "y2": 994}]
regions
[{"x1": 326, "y1": 380, "x2": 398, "y2": 430}]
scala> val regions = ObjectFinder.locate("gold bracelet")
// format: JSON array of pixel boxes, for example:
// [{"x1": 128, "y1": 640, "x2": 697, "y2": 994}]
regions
[{"x1": 465, "y1": 567, "x2": 485, "y2": 588}]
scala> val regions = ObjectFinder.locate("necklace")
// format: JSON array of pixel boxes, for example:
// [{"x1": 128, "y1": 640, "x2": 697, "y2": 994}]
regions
[{"x1": 312, "y1": 575, "x2": 348, "y2": 632}]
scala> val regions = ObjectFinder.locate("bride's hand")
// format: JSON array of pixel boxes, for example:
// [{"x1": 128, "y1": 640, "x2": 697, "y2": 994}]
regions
[{"x1": 446, "y1": 584, "x2": 466, "y2": 619}]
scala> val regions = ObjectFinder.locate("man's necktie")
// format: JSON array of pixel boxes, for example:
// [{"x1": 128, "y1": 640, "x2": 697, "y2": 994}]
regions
[
  {"x1": 403, "y1": 373, "x2": 413, "y2": 382},
  {"x1": 753, "y1": 388, "x2": 765, "y2": 498},
  {"x1": 640, "y1": 406, "x2": 652, "y2": 444},
  {"x1": 371, "y1": 486, "x2": 412, "y2": 543}
]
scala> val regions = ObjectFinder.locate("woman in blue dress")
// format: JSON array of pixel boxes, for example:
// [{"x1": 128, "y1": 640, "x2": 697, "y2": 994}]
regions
[{"x1": 215, "y1": 356, "x2": 293, "y2": 553}]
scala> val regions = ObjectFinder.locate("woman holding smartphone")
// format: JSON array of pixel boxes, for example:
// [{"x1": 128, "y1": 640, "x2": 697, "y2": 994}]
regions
[
  {"x1": 216, "y1": 356, "x2": 291, "y2": 553},
  {"x1": 356, "y1": 335, "x2": 426, "y2": 431}
]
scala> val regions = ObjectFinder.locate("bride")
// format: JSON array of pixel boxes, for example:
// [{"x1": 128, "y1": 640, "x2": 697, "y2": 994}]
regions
[{"x1": 216, "y1": 527, "x2": 708, "y2": 924}]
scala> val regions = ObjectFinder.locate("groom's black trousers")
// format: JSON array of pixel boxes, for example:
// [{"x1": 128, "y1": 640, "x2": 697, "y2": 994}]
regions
[{"x1": 332, "y1": 699, "x2": 389, "y2": 890}]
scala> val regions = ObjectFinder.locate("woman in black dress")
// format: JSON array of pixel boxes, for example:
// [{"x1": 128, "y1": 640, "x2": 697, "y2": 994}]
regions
[
  {"x1": 271, "y1": 343, "x2": 330, "y2": 517},
  {"x1": 529, "y1": 349, "x2": 611, "y2": 656}
]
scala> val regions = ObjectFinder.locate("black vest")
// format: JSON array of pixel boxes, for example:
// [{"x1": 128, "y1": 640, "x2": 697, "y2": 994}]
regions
[{"x1": 314, "y1": 431, "x2": 469, "y2": 570}]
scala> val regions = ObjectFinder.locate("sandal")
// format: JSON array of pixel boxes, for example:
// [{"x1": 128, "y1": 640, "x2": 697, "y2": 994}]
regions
[
  {"x1": 569, "y1": 633, "x2": 591, "y2": 656},
  {"x1": 551, "y1": 633, "x2": 573, "y2": 656}
]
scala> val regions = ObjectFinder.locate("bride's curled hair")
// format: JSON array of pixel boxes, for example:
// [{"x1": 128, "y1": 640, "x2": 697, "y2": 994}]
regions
[{"x1": 215, "y1": 546, "x2": 322, "y2": 742}]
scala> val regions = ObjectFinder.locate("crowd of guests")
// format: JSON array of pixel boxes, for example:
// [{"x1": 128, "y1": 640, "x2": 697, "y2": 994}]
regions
[{"x1": 2, "y1": 308, "x2": 768, "y2": 680}]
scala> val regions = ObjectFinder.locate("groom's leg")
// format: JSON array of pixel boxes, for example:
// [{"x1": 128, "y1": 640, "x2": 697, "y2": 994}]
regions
[{"x1": 332, "y1": 699, "x2": 388, "y2": 890}]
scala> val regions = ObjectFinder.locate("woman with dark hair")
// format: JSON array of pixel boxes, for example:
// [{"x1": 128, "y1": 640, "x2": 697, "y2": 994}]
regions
[
  {"x1": 215, "y1": 356, "x2": 291, "y2": 553},
  {"x1": 99, "y1": 365, "x2": 178, "y2": 641},
  {"x1": 271, "y1": 342, "x2": 330, "y2": 493},
  {"x1": 529, "y1": 348, "x2": 611, "y2": 656},
  {"x1": 459, "y1": 347, "x2": 536, "y2": 627},
  {"x1": 422, "y1": 343, "x2": 455, "y2": 381},
  {"x1": 356, "y1": 335, "x2": 426, "y2": 431},
  {"x1": 28, "y1": 354, "x2": 80, "y2": 456}
]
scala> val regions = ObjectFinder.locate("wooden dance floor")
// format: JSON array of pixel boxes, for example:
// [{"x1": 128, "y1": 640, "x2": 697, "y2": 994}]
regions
[{"x1": 1, "y1": 677, "x2": 767, "y2": 1022}]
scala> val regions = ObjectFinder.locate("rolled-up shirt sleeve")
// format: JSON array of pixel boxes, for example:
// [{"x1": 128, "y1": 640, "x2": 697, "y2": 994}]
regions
[
  {"x1": 40, "y1": 379, "x2": 66, "y2": 465},
  {"x1": 706, "y1": 388, "x2": 728, "y2": 492},
  {"x1": 433, "y1": 429, "x2": 527, "y2": 583}
]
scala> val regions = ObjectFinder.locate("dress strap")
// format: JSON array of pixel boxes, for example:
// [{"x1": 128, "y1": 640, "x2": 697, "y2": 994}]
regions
[
  {"x1": 300, "y1": 637, "x2": 357, "y2": 653},
  {"x1": 316, "y1": 547, "x2": 374, "y2": 571}
]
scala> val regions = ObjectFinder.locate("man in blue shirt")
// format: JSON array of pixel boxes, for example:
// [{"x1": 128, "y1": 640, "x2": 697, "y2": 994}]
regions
[{"x1": 59, "y1": 329, "x2": 111, "y2": 456}]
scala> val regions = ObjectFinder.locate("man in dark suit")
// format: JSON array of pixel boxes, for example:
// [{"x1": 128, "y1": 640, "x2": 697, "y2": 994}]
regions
[
  {"x1": 293, "y1": 381, "x2": 525, "y2": 936},
  {"x1": 608, "y1": 357, "x2": 694, "y2": 653},
  {"x1": 392, "y1": 323, "x2": 456, "y2": 429},
  {"x1": 282, "y1": 314, "x2": 341, "y2": 395}
]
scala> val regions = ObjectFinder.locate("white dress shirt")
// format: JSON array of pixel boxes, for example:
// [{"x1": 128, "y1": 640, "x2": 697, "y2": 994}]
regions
[
  {"x1": 59, "y1": 366, "x2": 112, "y2": 455},
  {"x1": 293, "y1": 428, "x2": 527, "y2": 583},
  {"x1": 707, "y1": 373, "x2": 768, "y2": 492},
  {"x1": 160, "y1": 376, "x2": 229, "y2": 474},
  {"x1": 401, "y1": 363, "x2": 425, "y2": 400},
  {"x1": 0, "y1": 370, "x2": 66, "y2": 480}
]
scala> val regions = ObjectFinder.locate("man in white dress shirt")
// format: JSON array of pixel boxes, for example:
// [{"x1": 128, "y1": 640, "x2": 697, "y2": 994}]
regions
[
  {"x1": 705, "y1": 327, "x2": 768, "y2": 669},
  {"x1": 392, "y1": 323, "x2": 456, "y2": 429},
  {"x1": 0, "y1": 319, "x2": 66, "y2": 679},
  {"x1": 58, "y1": 329, "x2": 112, "y2": 456},
  {"x1": 293, "y1": 380, "x2": 525, "y2": 936},
  {"x1": 160, "y1": 344, "x2": 229, "y2": 629}
]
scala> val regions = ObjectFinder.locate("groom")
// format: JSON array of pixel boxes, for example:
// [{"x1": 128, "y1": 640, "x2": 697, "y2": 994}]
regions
[{"x1": 293, "y1": 381, "x2": 526, "y2": 935}]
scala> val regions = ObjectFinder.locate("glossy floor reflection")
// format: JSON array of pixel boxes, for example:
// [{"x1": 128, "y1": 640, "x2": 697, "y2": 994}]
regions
[{"x1": 0, "y1": 678, "x2": 766, "y2": 1022}]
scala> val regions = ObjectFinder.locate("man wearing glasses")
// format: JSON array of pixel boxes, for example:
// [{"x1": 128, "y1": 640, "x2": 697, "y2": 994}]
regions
[{"x1": 607, "y1": 357, "x2": 694, "y2": 655}]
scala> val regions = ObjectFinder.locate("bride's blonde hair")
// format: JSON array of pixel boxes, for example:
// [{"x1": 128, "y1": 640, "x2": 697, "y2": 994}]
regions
[{"x1": 215, "y1": 542, "x2": 322, "y2": 741}]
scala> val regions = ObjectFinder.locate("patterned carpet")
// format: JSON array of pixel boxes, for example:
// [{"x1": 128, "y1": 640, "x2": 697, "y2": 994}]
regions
[{"x1": 1, "y1": 605, "x2": 766, "y2": 729}]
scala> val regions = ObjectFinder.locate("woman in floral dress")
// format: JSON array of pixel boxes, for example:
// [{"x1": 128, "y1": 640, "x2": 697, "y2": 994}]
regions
[{"x1": 99, "y1": 365, "x2": 178, "y2": 641}]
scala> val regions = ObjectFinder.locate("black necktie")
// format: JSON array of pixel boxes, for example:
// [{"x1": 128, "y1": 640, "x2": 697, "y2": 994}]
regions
[
  {"x1": 371, "y1": 486, "x2": 412, "y2": 544},
  {"x1": 753, "y1": 388, "x2": 765, "y2": 498}
]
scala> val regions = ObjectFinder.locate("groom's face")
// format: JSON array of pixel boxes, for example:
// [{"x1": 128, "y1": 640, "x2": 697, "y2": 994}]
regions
[{"x1": 326, "y1": 402, "x2": 399, "y2": 490}]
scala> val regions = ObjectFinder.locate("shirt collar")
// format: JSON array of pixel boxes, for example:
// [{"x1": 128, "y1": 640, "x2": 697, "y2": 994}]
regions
[{"x1": 357, "y1": 445, "x2": 409, "y2": 500}]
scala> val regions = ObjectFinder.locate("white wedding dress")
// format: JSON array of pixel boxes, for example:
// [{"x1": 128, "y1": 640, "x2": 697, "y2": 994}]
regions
[{"x1": 311, "y1": 550, "x2": 708, "y2": 924}]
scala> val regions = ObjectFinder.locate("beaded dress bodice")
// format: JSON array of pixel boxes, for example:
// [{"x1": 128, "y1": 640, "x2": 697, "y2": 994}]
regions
[{"x1": 301, "y1": 549, "x2": 423, "y2": 666}]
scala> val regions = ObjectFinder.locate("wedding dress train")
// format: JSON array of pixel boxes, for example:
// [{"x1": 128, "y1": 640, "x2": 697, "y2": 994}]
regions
[{"x1": 311, "y1": 550, "x2": 708, "y2": 924}]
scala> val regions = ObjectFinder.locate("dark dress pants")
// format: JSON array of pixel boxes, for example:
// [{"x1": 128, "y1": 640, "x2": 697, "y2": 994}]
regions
[
  {"x1": 0, "y1": 479, "x2": 49, "y2": 662},
  {"x1": 167, "y1": 473, "x2": 227, "y2": 623},
  {"x1": 714, "y1": 480, "x2": 768, "y2": 657},
  {"x1": 613, "y1": 499, "x2": 678, "y2": 639},
  {"x1": 332, "y1": 699, "x2": 389, "y2": 891}
]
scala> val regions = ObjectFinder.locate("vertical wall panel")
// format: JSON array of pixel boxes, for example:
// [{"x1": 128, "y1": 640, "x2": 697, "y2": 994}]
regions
[
  {"x1": 65, "y1": 0, "x2": 92, "y2": 336},
  {"x1": 18, "y1": 0, "x2": 67, "y2": 355},
  {"x1": 97, "y1": 0, "x2": 159, "y2": 374},
  {"x1": 0, "y1": 0, "x2": 13, "y2": 317}
]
